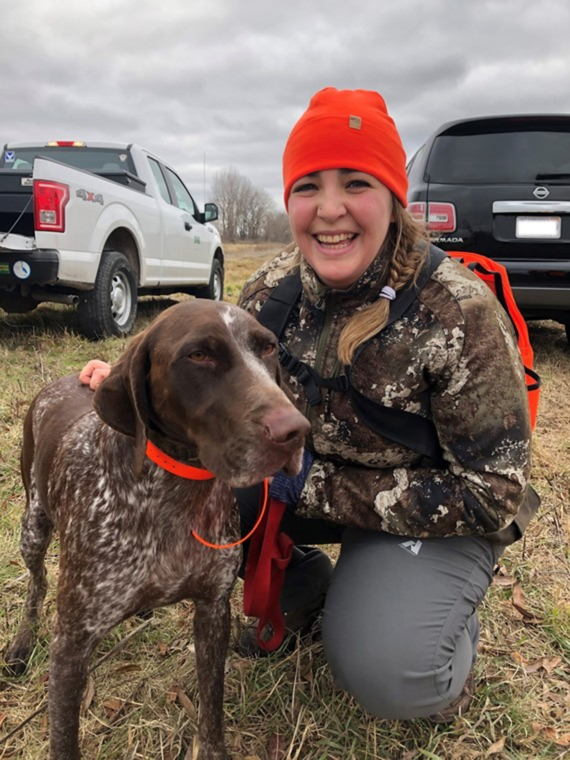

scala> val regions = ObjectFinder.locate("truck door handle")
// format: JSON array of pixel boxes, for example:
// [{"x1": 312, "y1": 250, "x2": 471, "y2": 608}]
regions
[{"x1": 184, "y1": 221, "x2": 193, "y2": 231}]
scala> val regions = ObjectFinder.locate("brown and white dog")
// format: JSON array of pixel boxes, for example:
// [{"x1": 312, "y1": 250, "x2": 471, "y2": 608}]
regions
[{"x1": 5, "y1": 299, "x2": 309, "y2": 760}]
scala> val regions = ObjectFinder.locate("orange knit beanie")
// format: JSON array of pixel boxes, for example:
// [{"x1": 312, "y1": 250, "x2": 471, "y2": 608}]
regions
[{"x1": 282, "y1": 87, "x2": 408, "y2": 209}]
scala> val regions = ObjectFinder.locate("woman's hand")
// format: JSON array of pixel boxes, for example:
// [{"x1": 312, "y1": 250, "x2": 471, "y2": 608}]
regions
[{"x1": 79, "y1": 360, "x2": 112, "y2": 391}]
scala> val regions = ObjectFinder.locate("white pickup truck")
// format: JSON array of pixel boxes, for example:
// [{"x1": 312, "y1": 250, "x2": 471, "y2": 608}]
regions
[{"x1": 0, "y1": 141, "x2": 224, "y2": 338}]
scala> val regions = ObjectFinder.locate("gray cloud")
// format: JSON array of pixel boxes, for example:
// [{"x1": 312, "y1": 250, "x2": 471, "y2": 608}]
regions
[{"x1": 2, "y1": 0, "x2": 569, "y2": 206}]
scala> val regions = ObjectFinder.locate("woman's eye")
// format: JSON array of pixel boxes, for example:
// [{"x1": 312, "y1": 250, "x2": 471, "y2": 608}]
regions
[
  {"x1": 347, "y1": 179, "x2": 370, "y2": 189},
  {"x1": 292, "y1": 182, "x2": 317, "y2": 193},
  {"x1": 189, "y1": 350, "x2": 208, "y2": 362}
]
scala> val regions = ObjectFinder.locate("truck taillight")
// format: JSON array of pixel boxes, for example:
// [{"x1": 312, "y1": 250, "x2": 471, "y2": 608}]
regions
[
  {"x1": 407, "y1": 201, "x2": 457, "y2": 232},
  {"x1": 33, "y1": 180, "x2": 70, "y2": 233}
]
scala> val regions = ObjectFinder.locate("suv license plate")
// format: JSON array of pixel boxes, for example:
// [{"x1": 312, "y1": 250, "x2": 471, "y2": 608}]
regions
[{"x1": 516, "y1": 216, "x2": 561, "y2": 239}]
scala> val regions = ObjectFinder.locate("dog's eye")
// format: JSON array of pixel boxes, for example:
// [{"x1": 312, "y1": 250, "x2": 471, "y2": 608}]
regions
[
  {"x1": 262, "y1": 342, "x2": 276, "y2": 357},
  {"x1": 189, "y1": 350, "x2": 208, "y2": 362}
]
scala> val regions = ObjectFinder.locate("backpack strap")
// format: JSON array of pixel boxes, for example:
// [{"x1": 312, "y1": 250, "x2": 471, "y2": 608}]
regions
[
  {"x1": 256, "y1": 246, "x2": 447, "y2": 461},
  {"x1": 255, "y1": 271, "x2": 303, "y2": 339}
]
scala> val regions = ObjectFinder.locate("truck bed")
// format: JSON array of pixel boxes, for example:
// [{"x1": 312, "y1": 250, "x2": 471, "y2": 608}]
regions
[{"x1": 0, "y1": 167, "x2": 146, "y2": 238}]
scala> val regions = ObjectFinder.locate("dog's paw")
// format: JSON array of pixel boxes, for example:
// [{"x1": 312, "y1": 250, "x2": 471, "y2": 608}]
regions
[{"x1": 4, "y1": 629, "x2": 36, "y2": 676}]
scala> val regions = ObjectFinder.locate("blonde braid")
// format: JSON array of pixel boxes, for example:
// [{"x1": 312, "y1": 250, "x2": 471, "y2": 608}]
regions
[{"x1": 337, "y1": 201, "x2": 429, "y2": 365}]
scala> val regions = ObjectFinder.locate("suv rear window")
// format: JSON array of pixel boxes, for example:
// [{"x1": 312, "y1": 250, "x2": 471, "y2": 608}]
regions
[
  {"x1": 0, "y1": 147, "x2": 137, "y2": 175},
  {"x1": 427, "y1": 124, "x2": 570, "y2": 184}
]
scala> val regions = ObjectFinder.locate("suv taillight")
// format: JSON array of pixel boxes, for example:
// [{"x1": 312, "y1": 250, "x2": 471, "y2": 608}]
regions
[
  {"x1": 407, "y1": 201, "x2": 457, "y2": 232},
  {"x1": 33, "y1": 180, "x2": 70, "y2": 233}
]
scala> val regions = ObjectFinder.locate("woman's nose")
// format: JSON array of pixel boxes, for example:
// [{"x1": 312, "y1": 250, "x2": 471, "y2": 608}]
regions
[{"x1": 317, "y1": 189, "x2": 346, "y2": 221}]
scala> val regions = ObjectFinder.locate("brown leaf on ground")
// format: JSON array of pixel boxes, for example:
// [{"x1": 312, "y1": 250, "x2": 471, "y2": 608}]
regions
[
  {"x1": 80, "y1": 675, "x2": 95, "y2": 715},
  {"x1": 166, "y1": 685, "x2": 178, "y2": 703},
  {"x1": 485, "y1": 735, "x2": 506, "y2": 756},
  {"x1": 176, "y1": 688, "x2": 197, "y2": 719},
  {"x1": 525, "y1": 655, "x2": 563, "y2": 674},
  {"x1": 511, "y1": 651, "x2": 528, "y2": 666},
  {"x1": 267, "y1": 733, "x2": 288, "y2": 760},
  {"x1": 102, "y1": 697, "x2": 123, "y2": 719},
  {"x1": 0, "y1": 713, "x2": 7, "y2": 729},
  {"x1": 112, "y1": 663, "x2": 141, "y2": 675},
  {"x1": 511, "y1": 581, "x2": 542, "y2": 623},
  {"x1": 492, "y1": 573, "x2": 516, "y2": 587},
  {"x1": 540, "y1": 727, "x2": 570, "y2": 747}
]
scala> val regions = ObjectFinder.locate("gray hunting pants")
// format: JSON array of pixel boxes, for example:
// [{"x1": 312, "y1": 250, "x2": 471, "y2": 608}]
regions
[{"x1": 237, "y1": 486, "x2": 499, "y2": 719}]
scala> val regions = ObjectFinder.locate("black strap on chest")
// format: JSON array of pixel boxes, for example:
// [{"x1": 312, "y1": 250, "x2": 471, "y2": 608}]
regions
[{"x1": 256, "y1": 247, "x2": 447, "y2": 462}]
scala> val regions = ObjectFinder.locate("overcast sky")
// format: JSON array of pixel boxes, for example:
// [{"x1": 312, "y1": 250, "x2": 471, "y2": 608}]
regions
[{"x1": 2, "y1": 0, "x2": 569, "y2": 208}]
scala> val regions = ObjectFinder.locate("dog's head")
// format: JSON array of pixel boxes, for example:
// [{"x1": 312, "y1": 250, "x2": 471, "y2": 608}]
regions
[{"x1": 94, "y1": 300, "x2": 310, "y2": 487}]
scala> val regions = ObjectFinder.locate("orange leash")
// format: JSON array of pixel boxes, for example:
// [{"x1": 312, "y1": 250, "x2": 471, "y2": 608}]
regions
[
  {"x1": 145, "y1": 440, "x2": 269, "y2": 550},
  {"x1": 191, "y1": 479, "x2": 269, "y2": 550}
]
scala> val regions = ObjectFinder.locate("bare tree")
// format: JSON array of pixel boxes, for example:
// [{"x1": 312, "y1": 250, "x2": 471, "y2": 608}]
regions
[
  {"x1": 210, "y1": 167, "x2": 290, "y2": 243},
  {"x1": 210, "y1": 167, "x2": 247, "y2": 242},
  {"x1": 264, "y1": 211, "x2": 291, "y2": 243}
]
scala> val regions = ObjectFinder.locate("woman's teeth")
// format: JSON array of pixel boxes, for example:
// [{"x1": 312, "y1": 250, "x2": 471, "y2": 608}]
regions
[{"x1": 316, "y1": 233, "x2": 355, "y2": 246}]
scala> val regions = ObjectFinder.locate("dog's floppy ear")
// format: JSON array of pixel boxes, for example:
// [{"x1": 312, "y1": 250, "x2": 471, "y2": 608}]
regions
[{"x1": 93, "y1": 331, "x2": 152, "y2": 476}]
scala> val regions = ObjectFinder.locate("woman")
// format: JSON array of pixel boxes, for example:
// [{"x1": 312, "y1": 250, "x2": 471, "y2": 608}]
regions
[{"x1": 81, "y1": 88, "x2": 535, "y2": 721}]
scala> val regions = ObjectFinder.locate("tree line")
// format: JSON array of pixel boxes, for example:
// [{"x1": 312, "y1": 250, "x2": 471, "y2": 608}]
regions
[{"x1": 210, "y1": 167, "x2": 291, "y2": 243}]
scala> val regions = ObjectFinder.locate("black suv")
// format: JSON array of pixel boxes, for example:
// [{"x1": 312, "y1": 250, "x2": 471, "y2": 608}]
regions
[{"x1": 406, "y1": 115, "x2": 570, "y2": 343}]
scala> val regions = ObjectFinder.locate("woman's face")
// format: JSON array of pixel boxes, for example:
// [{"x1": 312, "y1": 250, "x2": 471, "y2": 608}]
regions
[{"x1": 287, "y1": 169, "x2": 394, "y2": 289}]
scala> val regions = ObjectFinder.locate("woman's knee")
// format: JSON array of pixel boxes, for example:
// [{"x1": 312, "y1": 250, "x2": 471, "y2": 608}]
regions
[
  {"x1": 323, "y1": 616, "x2": 475, "y2": 719},
  {"x1": 321, "y1": 529, "x2": 487, "y2": 719}
]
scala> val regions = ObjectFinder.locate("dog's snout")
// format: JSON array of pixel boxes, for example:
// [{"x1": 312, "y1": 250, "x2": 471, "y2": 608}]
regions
[{"x1": 263, "y1": 406, "x2": 310, "y2": 444}]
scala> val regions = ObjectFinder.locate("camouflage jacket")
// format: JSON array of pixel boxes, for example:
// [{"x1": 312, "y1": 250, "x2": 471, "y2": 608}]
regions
[{"x1": 238, "y1": 246, "x2": 533, "y2": 540}]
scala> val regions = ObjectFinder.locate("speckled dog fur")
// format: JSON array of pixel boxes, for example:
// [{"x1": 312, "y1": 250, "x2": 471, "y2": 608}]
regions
[{"x1": 5, "y1": 299, "x2": 309, "y2": 760}]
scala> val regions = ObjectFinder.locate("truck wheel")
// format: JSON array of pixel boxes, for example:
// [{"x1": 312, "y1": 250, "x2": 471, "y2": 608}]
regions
[
  {"x1": 77, "y1": 251, "x2": 138, "y2": 339},
  {"x1": 195, "y1": 259, "x2": 224, "y2": 301}
]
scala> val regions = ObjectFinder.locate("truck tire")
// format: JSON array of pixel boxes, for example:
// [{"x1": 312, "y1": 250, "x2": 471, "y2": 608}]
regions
[
  {"x1": 77, "y1": 251, "x2": 138, "y2": 339},
  {"x1": 195, "y1": 258, "x2": 224, "y2": 301}
]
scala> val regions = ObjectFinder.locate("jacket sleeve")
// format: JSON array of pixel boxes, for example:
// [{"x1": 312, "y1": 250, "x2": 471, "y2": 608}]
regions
[{"x1": 295, "y1": 292, "x2": 533, "y2": 539}]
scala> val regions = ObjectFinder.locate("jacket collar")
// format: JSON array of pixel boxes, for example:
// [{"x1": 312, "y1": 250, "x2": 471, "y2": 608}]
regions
[{"x1": 298, "y1": 245, "x2": 391, "y2": 310}]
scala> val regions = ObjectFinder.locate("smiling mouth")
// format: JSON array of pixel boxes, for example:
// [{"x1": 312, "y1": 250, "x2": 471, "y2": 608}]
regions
[{"x1": 315, "y1": 233, "x2": 357, "y2": 248}]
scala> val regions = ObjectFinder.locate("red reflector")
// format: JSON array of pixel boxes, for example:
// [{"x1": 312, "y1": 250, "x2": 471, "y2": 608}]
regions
[
  {"x1": 426, "y1": 202, "x2": 456, "y2": 232},
  {"x1": 408, "y1": 202, "x2": 456, "y2": 231},
  {"x1": 33, "y1": 180, "x2": 70, "y2": 233},
  {"x1": 407, "y1": 202, "x2": 426, "y2": 222}
]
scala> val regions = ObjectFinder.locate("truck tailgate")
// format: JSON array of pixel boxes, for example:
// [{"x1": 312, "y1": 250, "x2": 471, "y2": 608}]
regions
[{"x1": 0, "y1": 170, "x2": 34, "y2": 236}]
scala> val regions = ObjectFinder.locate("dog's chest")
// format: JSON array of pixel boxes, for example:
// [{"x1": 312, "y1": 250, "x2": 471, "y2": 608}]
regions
[{"x1": 42, "y1": 419, "x2": 241, "y2": 606}]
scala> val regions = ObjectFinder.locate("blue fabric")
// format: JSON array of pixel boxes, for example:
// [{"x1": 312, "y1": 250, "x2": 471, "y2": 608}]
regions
[{"x1": 269, "y1": 450, "x2": 314, "y2": 507}]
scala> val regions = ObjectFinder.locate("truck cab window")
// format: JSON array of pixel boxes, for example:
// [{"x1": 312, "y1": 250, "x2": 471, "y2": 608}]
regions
[
  {"x1": 148, "y1": 158, "x2": 172, "y2": 204},
  {"x1": 165, "y1": 168, "x2": 198, "y2": 217}
]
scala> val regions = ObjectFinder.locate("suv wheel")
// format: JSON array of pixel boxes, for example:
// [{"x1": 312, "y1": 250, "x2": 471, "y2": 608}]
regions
[{"x1": 78, "y1": 251, "x2": 138, "y2": 339}]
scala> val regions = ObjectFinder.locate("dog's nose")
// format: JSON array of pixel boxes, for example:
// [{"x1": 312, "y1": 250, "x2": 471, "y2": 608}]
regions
[{"x1": 263, "y1": 407, "x2": 310, "y2": 444}]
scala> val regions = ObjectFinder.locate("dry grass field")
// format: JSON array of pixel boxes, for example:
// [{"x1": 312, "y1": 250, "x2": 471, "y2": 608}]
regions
[{"x1": 0, "y1": 244, "x2": 568, "y2": 759}]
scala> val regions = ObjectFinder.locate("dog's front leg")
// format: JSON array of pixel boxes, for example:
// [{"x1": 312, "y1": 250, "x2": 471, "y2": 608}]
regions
[
  {"x1": 193, "y1": 596, "x2": 231, "y2": 760},
  {"x1": 48, "y1": 628, "x2": 92, "y2": 760}
]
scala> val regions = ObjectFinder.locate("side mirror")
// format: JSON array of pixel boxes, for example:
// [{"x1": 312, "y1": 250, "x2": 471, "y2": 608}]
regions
[{"x1": 204, "y1": 202, "x2": 218, "y2": 223}]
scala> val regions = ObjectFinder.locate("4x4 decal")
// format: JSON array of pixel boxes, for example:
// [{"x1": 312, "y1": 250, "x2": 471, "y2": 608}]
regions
[{"x1": 76, "y1": 189, "x2": 104, "y2": 205}]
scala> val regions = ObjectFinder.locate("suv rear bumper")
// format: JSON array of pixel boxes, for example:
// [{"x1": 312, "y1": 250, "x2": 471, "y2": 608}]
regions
[
  {"x1": 497, "y1": 259, "x2": 570, "y2": 319},
  {"x1": 512, "y1": 285, "x2": 570, "y2": 310}
]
